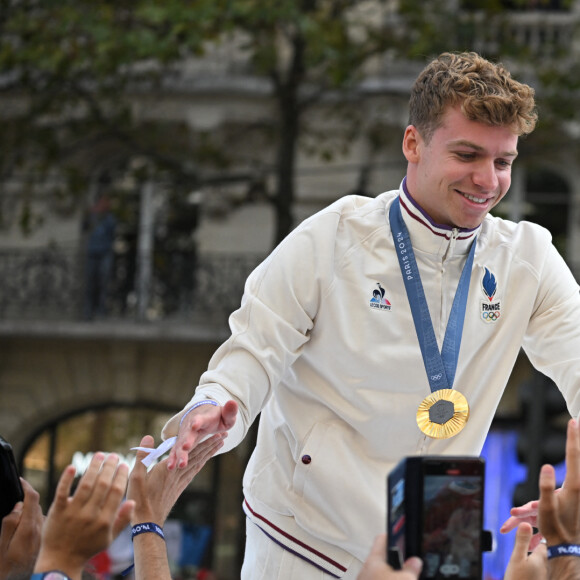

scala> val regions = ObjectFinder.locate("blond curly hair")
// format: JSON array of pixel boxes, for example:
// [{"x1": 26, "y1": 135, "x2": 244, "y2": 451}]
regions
[{"x1": 409, "y1": 51, "x2": 537, "y2": 142}]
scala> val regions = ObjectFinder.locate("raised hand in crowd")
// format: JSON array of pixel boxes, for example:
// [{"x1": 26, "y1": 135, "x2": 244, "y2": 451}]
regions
[
  {"x1": 32, "y1": 452, "x2": 134, "y2": 580},
  {"x1": 504, "y1": 418, "x2": 580, "y2": 580},
  {"x1": 537, "y1": 418, "x2": 580, "y2": 580},
  {"x1": 127, "y1": 433, "x2": 226, "y2": 580},
  {"x1": 503, "y1": 522, "x2": 547, "y2": 580},
  {"x1": 0, "y1": 478, "x2": 43, "y2": 580},
  {"x1": 357, "y1": 534, "x2": 422, "y2": 580}
]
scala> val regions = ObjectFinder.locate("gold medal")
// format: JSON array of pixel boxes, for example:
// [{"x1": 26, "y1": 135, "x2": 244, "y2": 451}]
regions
[{"x1": 416, "y1": 389, "x2": 469, "y2": 439}]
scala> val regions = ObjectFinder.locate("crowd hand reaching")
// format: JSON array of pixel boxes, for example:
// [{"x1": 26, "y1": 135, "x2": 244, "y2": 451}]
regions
[
  {"x1": 128, "y1": 433, "x2": 226, "y2": 525},
  {"x1": 538, "y1": 418, "x2": 580, "y2": 547},
  {"x1": 500, "y1": 475, "x2": 562, "y2": 549},
  {"x1": 357, "y1": 534, "x2": 422, "y2": 580},
  {"x1": 502, "y1": 418, "x2": 580, "y2": 551},
  {"x1": 167, "y1": 400, "x2": 237, "y2": 471},
  {"x1": 500, "y1": 498, "x2": 545, "y2": 551},
  {"x1": 34, "y1": 453, "x2": 134, "y2": 580},
  {"x1": 0, "y1": 478, "x2": 43, "y2": 580},
  {"x1": 503, "y1": 522, "x2": 547, "y2": 580}
]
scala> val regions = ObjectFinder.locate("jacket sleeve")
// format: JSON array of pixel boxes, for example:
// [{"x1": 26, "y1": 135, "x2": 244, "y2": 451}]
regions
[
  {"x1": 522, "y1": 239, "x2": 580, "y2": 417},
  {"x1": 161, "y1": 208, "x2": 342, "y2": 452}
]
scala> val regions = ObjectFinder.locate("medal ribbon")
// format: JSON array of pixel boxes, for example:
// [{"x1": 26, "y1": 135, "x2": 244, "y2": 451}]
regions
[{"x1": 389, "y1": 197, "x2": 476, "y2": 393}]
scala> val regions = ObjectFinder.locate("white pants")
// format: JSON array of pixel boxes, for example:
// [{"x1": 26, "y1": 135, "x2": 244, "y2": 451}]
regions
[{"x1": 241, "y1": 519, "x2": 364, "y2": 580}]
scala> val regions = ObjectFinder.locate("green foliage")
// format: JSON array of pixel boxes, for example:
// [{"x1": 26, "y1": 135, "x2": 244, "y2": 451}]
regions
[
  {"x1": 0, "y1": 0, "x2": 393, "y2": 239},
  {"x1": 3, "y1": 0, "x2": 579, "y2": 243}
]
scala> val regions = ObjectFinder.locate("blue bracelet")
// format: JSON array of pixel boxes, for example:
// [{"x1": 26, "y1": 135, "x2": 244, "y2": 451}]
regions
[
  {"x1": 547, "y1": 543, "x2": 580, "y2": 559},
  {"x1": 131, "y1": 522, "x2": 165, "y2": 541},
  {"x1": 120, "y1": 524, "x2": 166, "y2": 577},
  {"x1": 179, "y1": 399, "x2": 219, "y2": 426}
]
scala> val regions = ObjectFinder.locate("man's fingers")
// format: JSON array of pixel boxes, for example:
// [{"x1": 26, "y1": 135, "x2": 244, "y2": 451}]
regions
[
  {"x1": 538, "y1": 463, "x2": 557, "y2": 536},
  {"x1": 539, "y1": 464, "x2": 556, "y2": 500},
  {"x1": 510, "y1": 523, "x2": 533, "y2": 562},
  {"x1": 104, "y1": 461, "x2": 129, "y2": 512},
  {"x1": 500, "y1": 514, "x2": 536, "y2": 534},
  {"x1": 190, "y1": 433, "x2": 226, "y2": 464},
  {"x1": 168, "y1": 444, "x2": 189, "y2": 471},
  {"x1": 170, "y1": 430, "x2": 204, "y2": 470},
  {"x1": 18, "y1": 478, "x2": 42, "y2": 549},
  {"x1": 500, "y1": 500, "x2": 539, "y2": 534},
  {"x1": 198, "y1": 436, "x2": 225, "y2": 464},
  {"x1": 365, "y1": 533, "x2": 386, "y2": 563},
  {"x1": 221, "y1": 400, "x2": 238, "y2": 429},
  {"x1": 91, "y1": 454, "x2": 121, "y2": 507},
  {"x1": 0, "y1": 503, "x2": 23, "y2": 547},
  {"x1": 167, "y1": 401, "x2": 237, "y2": 471},
  {"x1": 134, "y1": 435, "x2": 155, "y2": 468},
  {"x1": 52, "y1": 464, "x2": 78, "y2": 509},
  {"x1": 563, "y1": 419, "x2": 580, "y2": 491},
  {"x1": 112, "y1": 500, "x2": 135, "y2": 539},
  {"x1": 72, "y1": 452, "x2": 105, "y2": 504},
  {"x1": 167, "y1": 447, "x2": 178, "y2": 471},
  {"x1": 137, "y1": 435, "x2": 155, "y2": 453},
  {"x1": 527, "y1": 532, "x2": 545, "y2": 552},
  {"x1": 173, "y1": 435, "x2": 225, "y2": 488},
  {"x1": 402, "y1": 556, "x2": 423, "y2": 577},
  {"x1": 511, "y1": 499, "x2": 539, "y2": 516},
  {"x1": 20, "y1": 479, "x2": 40, "y2": 517}
]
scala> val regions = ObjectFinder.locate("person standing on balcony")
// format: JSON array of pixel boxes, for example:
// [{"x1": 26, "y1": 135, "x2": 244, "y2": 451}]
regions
[
  {"x1": 146, "y1": 51, "x2": 580, "y2": 579},
  {"x1": 83, "y1": 194, "x2": 117, "y2": 321}
]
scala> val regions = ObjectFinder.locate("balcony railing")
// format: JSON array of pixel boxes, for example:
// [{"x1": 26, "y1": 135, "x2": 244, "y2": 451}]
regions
[
  {"x1": 459, "y1": 10, "x2": 578, "y2": 60},
  {"x1": 0, "y1": 246, "x2": 265, "y2": 326}
]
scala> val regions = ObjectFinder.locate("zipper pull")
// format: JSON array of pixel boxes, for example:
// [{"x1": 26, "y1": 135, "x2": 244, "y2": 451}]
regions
[{"x1": 447, "y1": 228, "x2": 459, "y2": 257}]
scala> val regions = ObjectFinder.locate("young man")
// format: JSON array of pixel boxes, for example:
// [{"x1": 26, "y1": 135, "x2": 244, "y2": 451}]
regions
[{"x1": 157, "y1": 52, "x2": 580, "y2": 578}]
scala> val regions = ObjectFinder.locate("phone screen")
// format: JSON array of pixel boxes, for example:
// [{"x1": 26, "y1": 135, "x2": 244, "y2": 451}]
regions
[{"x1": 420, "y1": 461, "x2": 484, "y2": 579}]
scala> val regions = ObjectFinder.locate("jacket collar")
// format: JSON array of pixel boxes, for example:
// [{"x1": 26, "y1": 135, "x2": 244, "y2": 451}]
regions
[{"x1": 398, "y1": 178, "x2": 480, "y2": 258}]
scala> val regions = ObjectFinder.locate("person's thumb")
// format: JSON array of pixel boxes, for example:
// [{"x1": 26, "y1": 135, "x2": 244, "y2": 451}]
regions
[
  {"x1": 134, "y1": 435, "x2": 155, "y2": 468},
  {"x1": 222, "y1": 400, "x2": 238, "y2": 429},
  {"x1": 402, "y1": 556, "x2": 423, "y2": 577}
]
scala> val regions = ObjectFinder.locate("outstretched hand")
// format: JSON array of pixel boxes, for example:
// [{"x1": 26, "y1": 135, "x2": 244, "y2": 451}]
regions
[
  {"x1": 129, "y1": 433, "x2": 226, "y2": 525},
  {"x1": 501, "y1": 421, "x2": 579, "y2": 547},
  {"x1": 500, "y1": 498, "x2": 545, "y2": 550},
  {"x1": 537, "y1": 418, "x2": 580, "y2": 546},
  {"x1": 167, "y1": 400, "x2": 237, "y2": 471},
  {"x1": 34, "y1": 453, "x2": 134, "y2": 580}
]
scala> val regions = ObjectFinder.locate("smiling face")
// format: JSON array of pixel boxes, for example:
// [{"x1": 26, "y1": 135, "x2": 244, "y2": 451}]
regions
[{"x1": 403, "y1": 105, "x2": 519, "y2": 230}]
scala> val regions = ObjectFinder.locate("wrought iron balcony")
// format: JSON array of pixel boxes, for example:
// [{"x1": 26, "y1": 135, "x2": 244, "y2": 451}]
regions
[{"x1": 0, "y1": 246, "x2": 265, "y2": 328}]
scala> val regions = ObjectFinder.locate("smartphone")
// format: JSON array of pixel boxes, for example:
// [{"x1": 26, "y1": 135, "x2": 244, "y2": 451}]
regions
[
  {"x1": 0, "y1": 435, "x2": 24, "y2": 526},
  {"x1": 387, "y1": 456, "x2": 485, "y2": 580}
]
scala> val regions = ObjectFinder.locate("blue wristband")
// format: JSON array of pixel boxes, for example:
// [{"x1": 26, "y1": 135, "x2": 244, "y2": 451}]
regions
[
  {"x1": 131, "y1": 522, "x2": 165, "y2": 541},
  {"x1": 120, "y1": 524, "x2": 166, "y2": 577},
  {"x1": 31, "y1": 573, "x2": 72, "y2": 580},
  {"x1": 547, "y1": 543, "x2": 580, "y2": 559}
]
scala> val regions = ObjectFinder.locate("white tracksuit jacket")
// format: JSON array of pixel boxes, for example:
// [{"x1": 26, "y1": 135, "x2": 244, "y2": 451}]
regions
[{"x1": 162, "y1": 181, "x2": 580, "y2": 577}]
